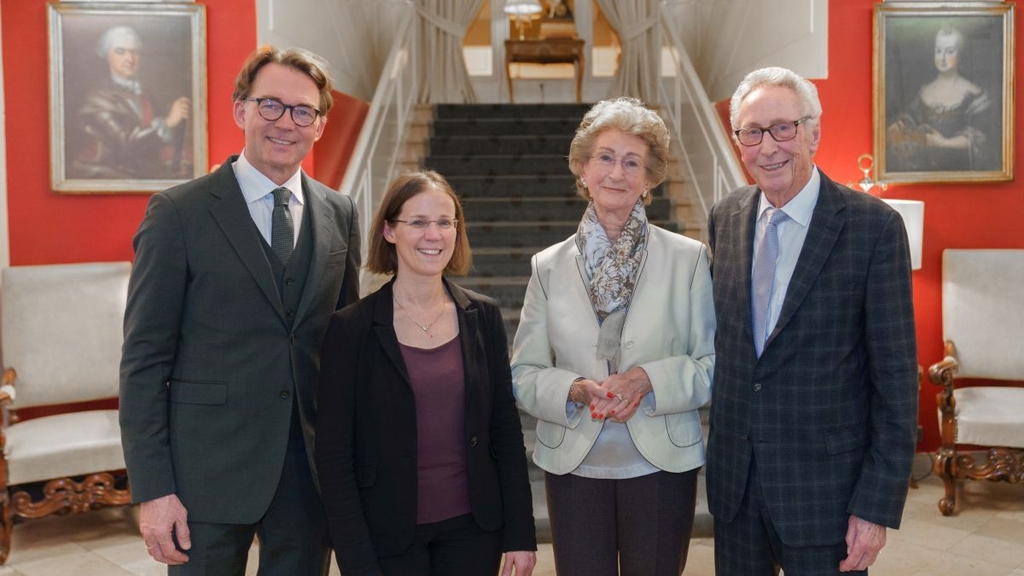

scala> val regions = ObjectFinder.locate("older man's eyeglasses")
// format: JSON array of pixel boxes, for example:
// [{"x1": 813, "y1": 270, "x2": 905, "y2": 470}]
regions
[
  {"x1": 734, "y1": 116, "x2": 813, "y2": 147},
  {"x1": 245, "y1": 97, "x2": 321, "y2": 127},
  {"x1": 590, "y1": 153, "x2": 646, "y2": 176},
  {"x1": 392, "y1": 219, "x2": 457, "y2": 230}
]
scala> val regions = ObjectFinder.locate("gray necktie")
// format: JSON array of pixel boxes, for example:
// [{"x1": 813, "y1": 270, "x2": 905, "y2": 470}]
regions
[
  {"x1": 751, "y1": 207, "x2": 789, "y2": 357},
  {"x1": 271, "y1": 187, "x2": 294, "y2": 264}
]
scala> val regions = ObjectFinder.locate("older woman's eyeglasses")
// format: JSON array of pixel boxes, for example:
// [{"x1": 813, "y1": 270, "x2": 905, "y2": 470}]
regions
[
  {"x1": 734, "y1": 116, "x2": 812, "y2": 146},
  {"x1": 391, "y1": 219, "x2": 457, "y2": 230},
  {"x1": 590, "y1": 153, "x2": 645, "y2": 176},
  {"x1": 245, "y1": 97, "x2": 321, "y2": 127}
]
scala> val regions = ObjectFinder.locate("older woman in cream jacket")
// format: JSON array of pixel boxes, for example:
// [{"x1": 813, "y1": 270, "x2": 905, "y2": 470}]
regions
[{"x1": 511, "y1": 97, "x2": 715, "y2": 576}]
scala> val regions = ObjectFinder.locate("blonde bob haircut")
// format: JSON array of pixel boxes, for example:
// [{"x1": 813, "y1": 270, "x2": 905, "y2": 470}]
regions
[
  {"x1": 567, "y1": 97, "x2": 671, "y2": 206},
  {"x1": 366, "y1": 170, "x2": 472, "y2": 276}
]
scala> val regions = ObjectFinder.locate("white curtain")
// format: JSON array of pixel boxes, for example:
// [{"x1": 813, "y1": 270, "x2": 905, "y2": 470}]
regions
[
  {"x1": 415, "y1": 0, "x2": 484, "y2": 103},
  {"x1": 594, "y1": 0, "x2": 661, "y2": 103}
]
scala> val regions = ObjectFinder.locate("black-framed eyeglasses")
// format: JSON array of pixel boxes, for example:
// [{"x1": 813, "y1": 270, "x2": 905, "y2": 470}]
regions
[
  {"x1": 245, "y1": 97, "x2": 321, "y2": 127},
  {"x1": 391, "y1": 219, "x2": 458, "y2": 230},
  {"x1": 734, "y1": 116, "x2": 813, "y2": 147}
]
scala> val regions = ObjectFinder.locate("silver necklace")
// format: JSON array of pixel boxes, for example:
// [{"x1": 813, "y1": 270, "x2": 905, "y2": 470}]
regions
[{"x1": 393, "y1": 291, "x2": 447, "y2": 337}]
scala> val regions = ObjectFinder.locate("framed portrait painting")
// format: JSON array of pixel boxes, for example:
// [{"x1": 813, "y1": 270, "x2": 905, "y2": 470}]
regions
[
  {"x1": 48, "y1": 2, "x2": 207, "y2": 193},
  {"x1": 874, "y1": 2, "x2": 1014, "y2": 184}
]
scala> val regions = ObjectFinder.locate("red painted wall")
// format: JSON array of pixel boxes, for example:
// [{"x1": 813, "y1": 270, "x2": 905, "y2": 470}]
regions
[{"x1": 810, "y1": 0, "x2": 1023, "y2": 451}]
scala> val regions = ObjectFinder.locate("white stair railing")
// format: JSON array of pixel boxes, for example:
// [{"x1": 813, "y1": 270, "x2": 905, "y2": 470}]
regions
[
  {"x1": 656, "y1": 1, "x2": 746, "y2": 228},
  {"x1": 338, "y1": 5, "x2": 419, "y2": 277}
]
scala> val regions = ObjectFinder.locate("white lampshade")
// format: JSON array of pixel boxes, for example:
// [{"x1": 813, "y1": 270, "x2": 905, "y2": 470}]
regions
[
  {"x1": 883, "y1": 199, "x2": 924, "y2": 271},
  {"x1": 503, "y1": 0, "x2": 543, "y2": 16}
]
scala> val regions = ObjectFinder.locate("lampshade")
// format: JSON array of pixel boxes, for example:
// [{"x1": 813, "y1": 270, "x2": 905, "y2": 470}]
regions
[
  {"x1": 883, "y1": 199, "x2": 924, "y2": 271},
  {"x1": 503, "y1": 0, "x2": 543, "y2": 16}
]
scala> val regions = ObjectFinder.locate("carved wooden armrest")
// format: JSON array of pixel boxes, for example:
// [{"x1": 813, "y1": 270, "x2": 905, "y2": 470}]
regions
[
  {"x1": 929, "y1": 342, "x2": 960, "y2": 415},
  {"x1": 0, "y1": 368, "x2": 17, "y2": 428}
]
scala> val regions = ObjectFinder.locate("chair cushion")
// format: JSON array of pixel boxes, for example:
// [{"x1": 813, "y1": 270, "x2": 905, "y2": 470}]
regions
[
  {"x1": 946, "y1": 387, "x2": 1024, "y2": 449},
  {"x1": 4, "y1": 410, "x2": 126, "y2": 486}
]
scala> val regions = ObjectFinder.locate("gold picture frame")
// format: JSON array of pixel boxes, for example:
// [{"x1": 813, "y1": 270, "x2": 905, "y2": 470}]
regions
[
  {"x1": 48, "y1": 2, "x2": 207, "y2": 193},
  {"x1": 874, "y1": 2, "x2": 1014, "y2": 184}
]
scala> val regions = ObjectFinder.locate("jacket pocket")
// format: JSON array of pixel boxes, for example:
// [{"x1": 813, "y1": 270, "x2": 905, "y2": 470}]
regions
[
  {"x1": 168, "y1": 379, "x2": 228, "y2": 405},
  {"x1": 824, "y1": 427, "x2": 869, "y2": 455},
  {"x1": 665, "y1": 412, "x2": 703, "y2": 448},
  {"x1": 536, "y1": 420, "x2": 566, "y2": 449}
]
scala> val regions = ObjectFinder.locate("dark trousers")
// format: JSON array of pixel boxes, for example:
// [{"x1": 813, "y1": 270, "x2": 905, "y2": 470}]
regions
[
  {"x1": 713, "y1": 463, "x2": 861, "y2": 576},
  {"x1": 545, "y1": 468, "x2": 699, "y2": 576},
  {"x1": 376, "y1": 513, "x2": 503, "y2": 576},
  {"x1": 169, "y1": 426, "x2": 329, "y2": 576}
]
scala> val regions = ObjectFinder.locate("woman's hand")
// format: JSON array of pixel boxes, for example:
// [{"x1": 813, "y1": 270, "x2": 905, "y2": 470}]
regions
[
  {"x1": 500, "y1": 550, "x2": 537, "y2": 576},
  {"x1": 595, "y1": 367, "x2": 653, "y2": 422}
]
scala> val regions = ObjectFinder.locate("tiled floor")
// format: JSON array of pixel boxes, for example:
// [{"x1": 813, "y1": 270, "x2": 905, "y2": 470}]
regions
[{"x1": 2, "y1": 462, "x2": 1023, "y2": 575}]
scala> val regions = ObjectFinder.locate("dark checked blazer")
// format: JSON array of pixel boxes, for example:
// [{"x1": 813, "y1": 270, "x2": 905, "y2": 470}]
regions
[{"x1": 705, "y1": 169, "x2": 918, "y2": 547}]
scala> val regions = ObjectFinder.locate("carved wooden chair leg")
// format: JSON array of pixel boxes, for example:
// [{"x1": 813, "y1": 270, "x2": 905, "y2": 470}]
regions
[
  {"x1": 934, "y1": 448, "x2": 958, "y2": 516},
  {"x1": 0, "y1": 491, "x2": 11, "y2": 565}
]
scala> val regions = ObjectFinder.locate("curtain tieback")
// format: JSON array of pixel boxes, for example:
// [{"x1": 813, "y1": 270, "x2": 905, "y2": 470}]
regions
[
  {"x1": 415, "y1": 6, "x2": 467, "y2": 37},
  {"x1": 618, "y1": 14, "x2": 658, "y2": 43}
]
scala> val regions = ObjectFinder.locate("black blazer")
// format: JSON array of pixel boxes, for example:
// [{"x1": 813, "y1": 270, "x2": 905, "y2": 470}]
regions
[
  {"x1": 316, "y1": 278, "x2": 537, "y2": 575},
  {"x1": 705, "y1": 170, "x2": 919, "y2": 547}
]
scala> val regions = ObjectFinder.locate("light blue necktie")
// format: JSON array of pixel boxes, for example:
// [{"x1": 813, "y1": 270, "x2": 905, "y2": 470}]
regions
[
  {"x1": 270, "y1": 187, "x2": 294, "y2": 264},
  {"x1": 752, "y1": 208, "x2": 789, "y2": 357}
]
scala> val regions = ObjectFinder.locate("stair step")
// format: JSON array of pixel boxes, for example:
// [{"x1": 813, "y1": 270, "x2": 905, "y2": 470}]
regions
[
  {"x1": 435, "y1": 103, "x2": 591, "y2": 119},
  {"x1": 429, "y1": 134, "x2": 572, "y2": 156},
  {"x1": 462, "y1": 197, "x2": 671, "y2": 223},
  {"x1": 426, "y1": 155, "x2": 567, "y2": 177},
  {"x1": 466, "y1": 220, "x2": 681, "y2": 249},
  {"x1": 447, "y1": 175, "x2": 578, "y2": 198}
]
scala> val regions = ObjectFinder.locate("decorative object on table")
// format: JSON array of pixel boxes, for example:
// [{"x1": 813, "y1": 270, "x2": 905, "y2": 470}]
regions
[
  {"x1": 504, "y1": 0, "x2": 544, "y2": 41},
  {"x1": 540, "y1": 0, "x2": 576, "y2": 39}
]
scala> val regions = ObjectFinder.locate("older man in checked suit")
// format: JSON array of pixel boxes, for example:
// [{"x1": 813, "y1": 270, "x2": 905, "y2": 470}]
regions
[{"x1": 705, "y1": 66, "x2": 918, "y2": 575}]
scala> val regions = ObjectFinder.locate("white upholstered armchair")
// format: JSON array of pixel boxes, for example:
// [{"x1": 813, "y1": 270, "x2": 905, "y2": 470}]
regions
[
  {"x1": 929, "y1": 249, "x2": 1024, "y2": 516},
  {"x1": 0, "y1": 262, "x2": 132, "y2": 563}
]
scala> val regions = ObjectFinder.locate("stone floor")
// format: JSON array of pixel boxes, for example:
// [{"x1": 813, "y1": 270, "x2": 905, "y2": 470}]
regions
[{"x1": 2, "y1": 463, "x2": 1023, "y2": 575}]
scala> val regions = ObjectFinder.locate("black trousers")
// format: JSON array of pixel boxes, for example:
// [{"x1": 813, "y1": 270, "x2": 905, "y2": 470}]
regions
[
  {"x1": 713, "y1": 463, "x2": 860, "y2": 576},
  {"x1": 377, "y1": 513, "x2": 503, "y2": 576},
  {"x1": 169, "y1": 423, "x2": 329, "y2": 576},
  {"x1": 545, "y1": 468, "x2": 699, "y2": 576}
]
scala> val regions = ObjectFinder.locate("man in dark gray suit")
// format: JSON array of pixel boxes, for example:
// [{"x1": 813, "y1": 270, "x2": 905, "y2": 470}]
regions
[
  {"x1": 120, "y1": 45, "x2": 360, "y2": 575},
  {"x1": 706, "y1": 66, "x2": 918, "y2": 575}
]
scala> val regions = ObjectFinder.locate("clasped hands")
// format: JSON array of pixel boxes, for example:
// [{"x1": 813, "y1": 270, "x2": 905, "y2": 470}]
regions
[{"x1": 573, "y1": 367, "x2": 652, "y2": 423}]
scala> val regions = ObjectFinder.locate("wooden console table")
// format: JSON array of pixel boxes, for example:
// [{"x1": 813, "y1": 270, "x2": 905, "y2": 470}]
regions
[{"x1": 505, "y1": 38, "x2": 585, "y2": 103}]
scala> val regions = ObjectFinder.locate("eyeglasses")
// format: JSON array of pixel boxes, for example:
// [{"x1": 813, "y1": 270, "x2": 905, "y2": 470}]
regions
[
  {"x1": 734, "y1": 116, "x2": 813, "y2": 146},
  {"x1": 245, "y1": 97, "x2": 321, "y2": 127},
  {"x1": 391, "y1": 219, "x2": 458, "y2": 230},
  {"x1": 589, "y1": 153, "x2": 646, "y2": 176}
]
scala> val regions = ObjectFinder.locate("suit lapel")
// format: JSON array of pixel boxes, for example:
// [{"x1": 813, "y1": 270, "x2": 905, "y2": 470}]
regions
[
  {"x1": 769, "y1": 171, "x2": 847, "y2": 345},
  {"x1": 293, "y1": 173, "x2": 334, "y2": 326},
  {"x1": 373, "y1": 281, "x2": 410, "y2": 385},
  {"x1": 733, "y1": 187, "x2": 761, "y2": 351},
  {"x1": 447, "y1": 280, "x2": 481, "y2": 412},
  {"x1": 207, "y1": 160, "x2": 286, "y2": 322}
]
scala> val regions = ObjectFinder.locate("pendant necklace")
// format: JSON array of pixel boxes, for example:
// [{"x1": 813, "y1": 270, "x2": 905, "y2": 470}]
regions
[{"x1": 394, "y1": 291, "x2": 447, "y2": 337}]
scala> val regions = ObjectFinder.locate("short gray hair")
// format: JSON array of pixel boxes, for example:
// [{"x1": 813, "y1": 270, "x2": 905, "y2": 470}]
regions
[
  {"x1": 96, "y1": 26, "x2": 142, "y2": 59},
  {"x1": 729, "y1": 66, "x2": 822, "y2": 131}
]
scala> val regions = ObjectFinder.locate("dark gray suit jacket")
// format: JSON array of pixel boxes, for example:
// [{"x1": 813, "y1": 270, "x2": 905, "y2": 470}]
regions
[
  {"x1": 705, "y1": 170, "x2": 918, "y2": 547},
  {"x1": 119, "y1": 157, "x2": 360, "y2": 524}
]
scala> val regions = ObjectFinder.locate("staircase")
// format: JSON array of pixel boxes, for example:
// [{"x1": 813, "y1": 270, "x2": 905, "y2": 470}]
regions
[{"x1": 416, "y1": 103, "x2": 710, "y2": 541}]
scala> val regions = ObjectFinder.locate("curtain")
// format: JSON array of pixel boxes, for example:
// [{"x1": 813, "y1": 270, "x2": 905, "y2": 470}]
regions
[
  {"x1": 415, "y1": 0, "x2": 484, "y2": 103},
  {"x1": 594, "y1": 0, "x2": 661, "y2": 103}
]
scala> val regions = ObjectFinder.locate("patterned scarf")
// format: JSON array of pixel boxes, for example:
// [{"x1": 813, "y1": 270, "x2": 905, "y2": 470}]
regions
[{"x1": 576, "y1": 200, "x2": 649, "y2": 320}]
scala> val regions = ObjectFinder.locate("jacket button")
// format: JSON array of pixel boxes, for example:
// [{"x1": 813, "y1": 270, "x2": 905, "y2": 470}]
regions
[
  {"x1": 285, "y1": 278, "x2": 295, "y2": 286},
  {"x1": 469, "y1": 437, "x2": 478, "y2": 447},
  {"x1": 753, "y1": 382, "x2": 762, "y2": 392},
  {"x1": 280, "y1": 390, "x2": 290, "y2": 399}
]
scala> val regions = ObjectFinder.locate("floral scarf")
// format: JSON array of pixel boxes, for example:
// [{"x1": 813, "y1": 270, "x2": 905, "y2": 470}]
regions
[{"x1": 576, "y1": 200, "x2": 649, "y2": 320}]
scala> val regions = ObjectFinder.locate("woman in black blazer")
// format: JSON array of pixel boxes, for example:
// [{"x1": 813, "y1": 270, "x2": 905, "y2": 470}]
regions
[{"x1": 316, "y1": 170, "x2": 537, "y2": 576}]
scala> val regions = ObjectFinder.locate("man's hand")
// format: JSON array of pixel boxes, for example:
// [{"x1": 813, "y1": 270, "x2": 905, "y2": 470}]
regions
[
  {"x1": 139, "y1": 493, "x2": 191, "y2": 565},
  {"x1": 500, "y1": 550, "x2": 537, "y2": 576},
  {"x1": 839, "y1": 515, "x2": 886, "y2": 572}
]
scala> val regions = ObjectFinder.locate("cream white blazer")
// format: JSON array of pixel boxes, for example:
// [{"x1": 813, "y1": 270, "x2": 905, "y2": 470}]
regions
[{"x1": 511, "y1": 225, "x2": 716, "y2": 475}]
